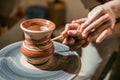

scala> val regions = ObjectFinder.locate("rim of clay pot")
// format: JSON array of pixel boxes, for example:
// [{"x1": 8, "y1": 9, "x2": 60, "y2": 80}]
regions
[{"x1": 20, "y1": 18, "x2": 56, "y2": 33}]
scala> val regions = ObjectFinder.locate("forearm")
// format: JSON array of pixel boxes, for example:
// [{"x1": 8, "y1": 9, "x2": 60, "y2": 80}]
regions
[{"x1": 103, "y1": 0, "x2": 120, "y2": 18}]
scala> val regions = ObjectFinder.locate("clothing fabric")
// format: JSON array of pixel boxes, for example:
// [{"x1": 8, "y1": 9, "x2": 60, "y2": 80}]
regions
[
  {"x1": 97, "y1": 0, "x2": 111, "y2": 3},
  {"x1": 75, "y1": 43, "x2": 102, "y2": 80}
]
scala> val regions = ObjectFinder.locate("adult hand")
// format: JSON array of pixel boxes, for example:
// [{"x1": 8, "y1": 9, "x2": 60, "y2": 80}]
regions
[
  {"x1": 79, "y1": 4, "x2": 116, "y2": 43},
  {"x1": 61, "y1": 18, "x2": 89, "y2": 48}
]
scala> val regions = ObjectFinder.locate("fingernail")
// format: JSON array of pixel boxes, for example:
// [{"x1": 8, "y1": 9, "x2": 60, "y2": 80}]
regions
[
  {"x1": 68, "y1": 30, "x2": 76, "y2": 35},
  {"x1": 62, "y1": 39, "x2": 66, "y2": 44},
  {"x1": 81, "y1": 24, "x2": 84, "y2": 27},
  {"x1": 72, "y1": 21, "x2": 75, "y2": 23},
  {"x1": 63, "y1": 41, "x2": 66, "y2": 44},
  {"x1": 82, "y1": 33, "x2": 87, "y2": 38},
  {"x1": 96, "y1": 40, "x2": 101, "y2": 43}
]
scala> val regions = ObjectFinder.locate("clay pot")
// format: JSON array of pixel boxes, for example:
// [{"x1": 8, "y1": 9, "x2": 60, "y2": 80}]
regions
[{"x1": 20, "y1": 18, "x2": 55, "y2": 65}]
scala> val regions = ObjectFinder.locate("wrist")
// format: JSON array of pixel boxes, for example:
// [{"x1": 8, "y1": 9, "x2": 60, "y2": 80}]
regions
[
  {"x1": 98, "y1": 3, "x2": 116, "y2": 30},
  {"x1": 103, "y1": 0, "x2": 120, "y2": 18}
]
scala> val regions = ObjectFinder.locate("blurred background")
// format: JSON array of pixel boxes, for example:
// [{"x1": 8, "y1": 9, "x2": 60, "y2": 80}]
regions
[
  {"x1": 0, "y1": 0, "x2": 89, "y2": 47},
  {"x1": 0, "y1": 0, "x2": 89, "y2": 48}
]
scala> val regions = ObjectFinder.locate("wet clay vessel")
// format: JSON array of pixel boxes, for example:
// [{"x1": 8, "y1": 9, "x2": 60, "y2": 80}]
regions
[{"x1": 20, "y1": 18, "x2": 55, "y2": 65}]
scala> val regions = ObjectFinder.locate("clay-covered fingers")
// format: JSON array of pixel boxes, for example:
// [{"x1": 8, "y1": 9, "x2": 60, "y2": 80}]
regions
[
  {"x1": 62, "y1": 36, "x2": 76, "y2": 45},
  {"x1": 61, "y1": 23, "x2": 81, "y2": 44},
  {"x1": 61, "y1": 23, "x2": 79, "y2": 35},
  {"x1": 74, "y1": 39, "x2": 85, "y2": 48},
  {"x1": 82, "y1": 13, "x2": 110, "y2": 38},
  {"x1": 72, "y1": 18, "x2": 87, "y2": 24},
  {"x1": 62, "y1": 36, "x2": 69, "y2": 44},
  {"x1": 74, "y1": 38, "x2": 90, "y2": 48},
  {"x1": 68, "y1": 30, "x2": 89, "y2": 48},
  {"x1": 68, "y1": 30, "x2": 81, "y2": 38},
  {"x1": 81, "y1": 40, "x2": 90, "y2": 47}
]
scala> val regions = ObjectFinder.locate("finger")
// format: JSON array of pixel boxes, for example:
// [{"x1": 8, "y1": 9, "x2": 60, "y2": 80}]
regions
[
  {"x1": 87, "y1": 21, "x2": 110, "y2": 42},
  {"x1": 96, "y1": 28, "x2": 112, "y2": 43},
  {"x1": 66, "y1": 23, "x2": 79, "y2": 30},
  {"x1": 61, "y1": 23, "x2": 80, "y2": 35},
  {"x1": 61, "y1": 23, "x2": 75, "y2": 39},
  {"x1": 62, "y1": 23, "x2": 80, "y2": 44},
  {"x1": 68, "y1": 30, "x2": 81, "y2": 38},
  {"x1": 63, "y1": 37, "x2": 69, "y2": 44},
  {"x1": 88, "y1": 6, "x2": 104, "y2": 21},
  {"x1": 61, "y1": 24, "x2": 70, "y2": 35},
  {"x1": 80, "y1": 7, "x2": 104, "y2": 33},
  {"x1": 74, "y1": 40, "x2": 86, "y2": 48},
  {"x1": 103, "y1": 5, "x2": 116, "y2": 29},
  {"x1": 82, "y1": 13, "x2": 110, "y2": 38},
  {"x1": 72, "y1": 18, "x2": 87, "y2": 24},
  {"x1": 68, "y1": 37, "x2": 75, "y2": 44},
  {"x1": 81, "y1": 40, "x2": 90, "y2": 48}
]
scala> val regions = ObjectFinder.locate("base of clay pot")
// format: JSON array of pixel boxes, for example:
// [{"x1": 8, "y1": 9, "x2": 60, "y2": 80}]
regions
[
  {"x1": 20, "y1": 55, "x2": 53, "y2": 70},
  {"x1": 23, "y1": 54, "x2": 53, "y2": 65}
]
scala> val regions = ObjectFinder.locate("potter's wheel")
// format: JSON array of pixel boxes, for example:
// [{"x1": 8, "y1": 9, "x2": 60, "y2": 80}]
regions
[{"x1": 0, "y1": 41, "x2": 81, "y2": 80}]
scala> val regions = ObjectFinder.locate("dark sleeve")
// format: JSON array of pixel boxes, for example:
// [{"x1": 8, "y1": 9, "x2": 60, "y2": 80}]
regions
[{"x1": 97, "y1": 0, "x2": 111, "y2": 4}]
